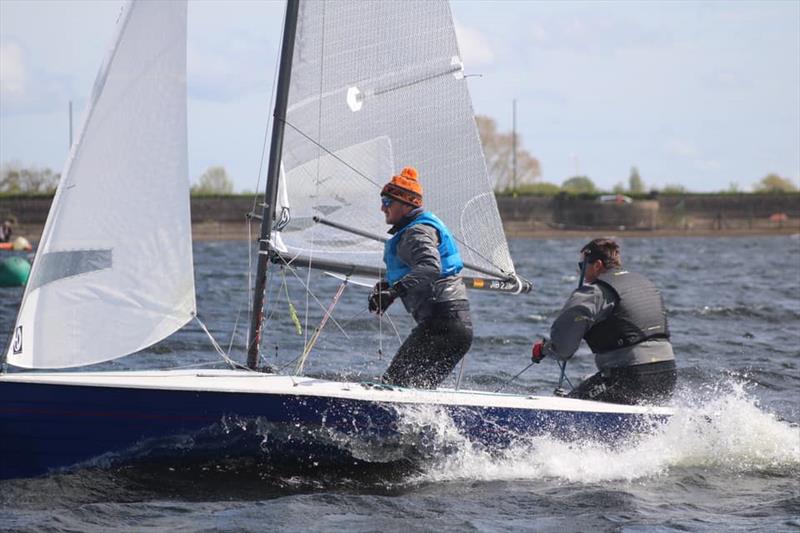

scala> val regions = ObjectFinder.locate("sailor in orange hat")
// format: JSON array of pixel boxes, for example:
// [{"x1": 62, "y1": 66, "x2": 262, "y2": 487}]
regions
[{"x1": 369, "y1": 166, "x2": 473, "y2": 389}]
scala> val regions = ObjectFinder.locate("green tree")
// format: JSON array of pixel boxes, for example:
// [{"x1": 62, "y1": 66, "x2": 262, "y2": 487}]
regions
[
  {"x1": 612, "y1": 182, "x2": 626, "y2": 194},
  {"x1": 561, "y1": 175, "x2": 597, "y2": 194},
  {"x1": 192, "y1": 166, "x2": 234, "y2": 195},
  {"x1": 0, "y1": 162, "x2": 60, "y2": 194},
  {"x1": 754, "y1": 173, "x2": 797, "y2": 193},
  {"x1": 476, "y1": 115, "x2": 541, "y2": 193},
  {"x1": 517, "y1": 182, "x2": 561, "y2": 195},
  {"x1": 661, "y1": 183, "x2": 687, "y2": 194},
  {"x1": 628, "y1": 166, "x2": 645, "y2": 194}
]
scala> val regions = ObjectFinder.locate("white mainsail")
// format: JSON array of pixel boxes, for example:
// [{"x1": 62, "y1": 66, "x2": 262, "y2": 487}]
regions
[
  {"x1": 6, "y1": 0, "x2": 194, "y2": 369},
  {"x1": 275, "y1": 0, "x2": 515, "y2": 280}
]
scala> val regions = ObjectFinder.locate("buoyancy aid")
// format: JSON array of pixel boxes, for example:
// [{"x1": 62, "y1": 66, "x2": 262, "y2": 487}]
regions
[
  {"x1": 583, "y1": 268, "x2": 670, "y2": 353},
  {"x1": 384, "y1": 211, "x2": 463, "y2": 286}
]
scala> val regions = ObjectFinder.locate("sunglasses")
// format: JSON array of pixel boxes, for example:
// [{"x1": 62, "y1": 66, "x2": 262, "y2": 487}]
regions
[
  {"x1": 578, "y1": 258, "x2": 605, "y2": 271},
  {"x1": 381, "y1": 197, "x2": 394, "y2": 208}
]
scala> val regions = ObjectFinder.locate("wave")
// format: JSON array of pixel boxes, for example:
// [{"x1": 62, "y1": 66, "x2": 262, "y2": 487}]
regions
[
  {"x1": 411, "y1": 380, "x2": 800, "y2": 485},
  {"x1": 671, "y1": 304, "x2": 799, "y2": 320},
  {"x1": 7, "y1": 379, "x2": 795, "y2": 495}
]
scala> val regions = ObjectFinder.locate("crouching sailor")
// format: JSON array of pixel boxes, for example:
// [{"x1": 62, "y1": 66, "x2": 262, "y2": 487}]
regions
[
  {"x1": 368, "y1": 166, "x2": 473, "y2": 389},
  {"x1": 531, "y1": 238, "x2": 677, "y2": 405}
]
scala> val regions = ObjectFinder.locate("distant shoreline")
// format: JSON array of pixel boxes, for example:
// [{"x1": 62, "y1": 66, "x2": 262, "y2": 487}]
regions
[
  {"x1": 4, "y1": 193, "x2": 798, "y2": 242},
  {"x1": 6, "y1": 221, "x2": 796, "y2": 244},
  {"x1": 9, "y1": 220, "x2": 800, "y2": 244},
  {"x1": 504, "y1": 227, "x2": 799, "y2": 240}
]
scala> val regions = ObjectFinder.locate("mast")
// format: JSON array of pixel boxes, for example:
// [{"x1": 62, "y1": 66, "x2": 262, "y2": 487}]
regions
[{"x1": 247, "y1": 0, "x2": 301, "y2": 370}]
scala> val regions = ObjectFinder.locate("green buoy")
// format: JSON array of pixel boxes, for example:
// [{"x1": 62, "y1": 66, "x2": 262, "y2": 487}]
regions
[{"x1": 0, "y1": 256, "x2": 31, "y2": 287}]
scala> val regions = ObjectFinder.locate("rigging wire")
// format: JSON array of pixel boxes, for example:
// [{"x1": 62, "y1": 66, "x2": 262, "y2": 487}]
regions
[
  {"x1": 378, "y1": 295, "x2": 383, "y2": 359},
  {"x1": 226, "y1": 294, "x2": 246, "y2": 357},
  {"x1": 244, "y1": 0, "x2": 286, "y2": 367},
  {"x1": 249, "y1": 0, "x2": 286, "y2": 215},
  {"x1": 194, "y1": 314, "x2": 252, "y2": 371},
  {"x1": 555, "y1": 360, "x2": 574, "y2": 394},
  {"x1": 378, "y1": 311, "x2": 402, "y2": 344},
  {"x1": 300, "y1": 0, "x2": 328, "y2": 364},
  {"x1": 246, "y1": 216, "x2": 254, "y2": 351}
]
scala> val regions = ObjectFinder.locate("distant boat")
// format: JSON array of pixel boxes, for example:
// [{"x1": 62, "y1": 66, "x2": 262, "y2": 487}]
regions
[
  {"x1": 0, "y1": 236, "x2": 32, "y2": 252},
  {"x1": 0, "y1": 0, "x2": 670, "y2": 480},
  {"x1": 0, "y1": 256, "x2": 30, "y2": 287}
]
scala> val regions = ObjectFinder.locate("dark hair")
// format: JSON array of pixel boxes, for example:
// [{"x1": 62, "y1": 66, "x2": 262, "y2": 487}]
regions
[{"x1": 580, "y1": 238, "x2": 622, "y2": 268}]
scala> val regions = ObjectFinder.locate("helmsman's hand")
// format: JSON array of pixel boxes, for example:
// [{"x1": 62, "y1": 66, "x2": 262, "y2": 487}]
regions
[
  {"x1": 368, "y1": 282, "x2": 398, "y2": 315},
  {"x1": 531, "y1": 340, "x2": 546, "y2": 363}
]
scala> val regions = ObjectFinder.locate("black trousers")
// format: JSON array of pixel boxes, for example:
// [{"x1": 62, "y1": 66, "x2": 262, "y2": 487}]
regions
[
  {"x1": 568, "y1": 360, "x2": 677, "y2": 405},
  {"x1": 382, "y1": 309, "x2": 473, "y2": 389}
]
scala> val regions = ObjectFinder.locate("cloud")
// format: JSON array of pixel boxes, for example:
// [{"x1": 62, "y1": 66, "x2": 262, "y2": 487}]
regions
[
  {"x1": 0, "y1": 41, "x2": 67, "y2": 116},
  {"x1": 0, "y1": 43, "x2": 27, "y2": 97},
  {"x1": 527, "y1": 15, "x2": 672, "y2": 54},
  {"x1": 529, "y1": 23, "x2": 549, "y2": 44},
  {"x1": 664, "y1": 140, "x2": 698, "y2": 158},
  {"x1": 454, "y1": 21, "x2": 494, "y2": 67},
  {"x1": 664, "y1": 140, "x2": 722, "y2": 172},
  {"x1": 697, "y1": 159, "x2": 722, "y2": 171},
  {"x1": 187, "y1": 31, "x2": 273, "y2": 102}
]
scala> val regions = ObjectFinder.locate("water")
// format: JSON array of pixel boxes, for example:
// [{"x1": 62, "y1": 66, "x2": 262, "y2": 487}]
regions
[{"x1": 2, "y1": 235, "x2": 799, "y2": 532}]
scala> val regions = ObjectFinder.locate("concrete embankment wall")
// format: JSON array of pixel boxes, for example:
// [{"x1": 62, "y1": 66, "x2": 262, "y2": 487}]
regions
[
  {"x1": 497, "y1": 193, "x2": 800, "y2": 235},
  {"x1": 1, "y1": 193, "x2": 798, "y2": 241}
]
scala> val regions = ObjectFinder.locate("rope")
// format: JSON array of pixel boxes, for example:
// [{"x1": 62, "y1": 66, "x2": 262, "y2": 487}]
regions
[
  {"x1": 281, "y1": 269, "x2": 303, "y2": 335},
  {"x1": 494, "y1": 362, "x2": 534, "y2": 393},
  {"x1": 193, "y1": 314, "x2": 251, "y2": 371},
  {"x1": 295, "y1": 278, "x2": 349, "y2": 375},
  {"x1": 273, "y1": 251, "x2": 351, "y2": 339}
]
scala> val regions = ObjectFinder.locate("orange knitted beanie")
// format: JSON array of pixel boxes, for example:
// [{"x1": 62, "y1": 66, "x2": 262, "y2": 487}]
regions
[{"x1": 381, "y1": 166, "x2": 423, "y2": 207}]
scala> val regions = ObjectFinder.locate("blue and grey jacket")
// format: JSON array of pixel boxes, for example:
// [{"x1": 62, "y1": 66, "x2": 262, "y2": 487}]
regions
[{"x1": 384, "y1": 209, "x2": 469, "y2": 323}]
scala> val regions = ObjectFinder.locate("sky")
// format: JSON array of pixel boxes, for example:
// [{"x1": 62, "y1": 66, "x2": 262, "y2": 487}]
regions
[{"x1": 1, "y1": 0, "x2": 798, "y2": 193}]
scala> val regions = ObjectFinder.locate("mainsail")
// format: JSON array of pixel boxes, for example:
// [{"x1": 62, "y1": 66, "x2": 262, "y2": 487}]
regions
[
  {"x1": 6, "y1": 0, "x2": 194, "y2": 369},
  {"x1": 273, "y1": 0, "x2": 515, "y2": 281}
]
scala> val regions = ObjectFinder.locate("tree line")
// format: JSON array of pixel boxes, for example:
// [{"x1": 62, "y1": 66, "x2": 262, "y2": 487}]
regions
[
  {"x1": 0, "y1": 161, "x2": 237, "y2": 196},
  {"x1": 474, "y1": 115, "x2": 797, "y2": 196},
  {"x1": 1, "y1": 125, "x2": 797, "y2": 195}
]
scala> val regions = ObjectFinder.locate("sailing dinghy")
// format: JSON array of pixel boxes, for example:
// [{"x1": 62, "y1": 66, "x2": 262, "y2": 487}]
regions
[{"x1": 0, "y1": 0, "x2": 671, "y2": 480}]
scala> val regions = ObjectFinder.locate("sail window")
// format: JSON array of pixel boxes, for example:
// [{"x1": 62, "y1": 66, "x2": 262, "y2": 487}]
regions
[{"x1": 27, "y1": 250, "x2": 112, "y2": 292}]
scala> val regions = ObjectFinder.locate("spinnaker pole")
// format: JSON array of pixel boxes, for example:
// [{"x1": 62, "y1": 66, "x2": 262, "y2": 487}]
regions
[{"x1": 247, "y1": 0, "x2": 300, "y2": 370}]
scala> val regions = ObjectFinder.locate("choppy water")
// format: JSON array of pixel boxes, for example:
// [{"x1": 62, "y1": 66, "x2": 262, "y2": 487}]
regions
[{"x1": 2, "y1": 235, "x2": 799, "y2": 532}]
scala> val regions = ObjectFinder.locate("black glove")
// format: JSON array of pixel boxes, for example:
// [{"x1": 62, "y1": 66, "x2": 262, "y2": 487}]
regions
[{"x1": 368, "y1": 282, "x2": 398, "y2": 315}]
